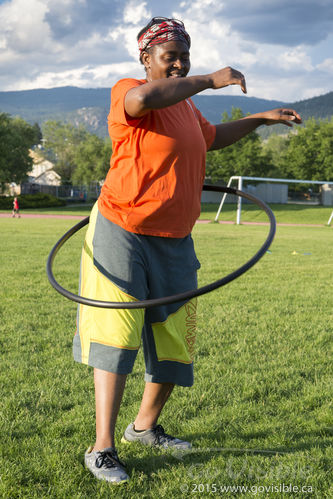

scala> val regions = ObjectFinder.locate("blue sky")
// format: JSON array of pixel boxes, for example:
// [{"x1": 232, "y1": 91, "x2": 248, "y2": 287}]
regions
[{"x1": 0, "y1": 0, "x2": 332, "y2": 102}]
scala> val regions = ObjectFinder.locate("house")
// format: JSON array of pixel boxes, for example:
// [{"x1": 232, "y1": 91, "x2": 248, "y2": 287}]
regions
[{"x1": 27, "y1": 149, "x2": 61, "y2": 186}]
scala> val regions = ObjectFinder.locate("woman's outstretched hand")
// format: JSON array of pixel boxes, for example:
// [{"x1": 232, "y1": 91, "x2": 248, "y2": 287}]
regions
[
  {"x1": 260, "y1": 108, "x2": 302, "y2": 127},
  {"x1": 208, "y1": 69, "x2": 302, "y2": 127},
  {"x1": 209, "y1": 67, "x2": 247, "y2": 94},
  {"x1": 210, "y1": 107, "x2": 302, "y2": 151}
]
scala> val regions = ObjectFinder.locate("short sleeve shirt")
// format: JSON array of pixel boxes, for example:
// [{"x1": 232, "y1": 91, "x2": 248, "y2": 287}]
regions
[{"x1": 98, "y1": 78, "x2": 216, "y2": 237}]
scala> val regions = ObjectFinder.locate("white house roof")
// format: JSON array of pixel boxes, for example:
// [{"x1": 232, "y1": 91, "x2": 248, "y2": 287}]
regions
[
  {"x1": 33, "y1": 169, "x2": 61, "y2": 186},
  {"x1": 28, "y1": 149, "x2": 61, "y2": 185}
]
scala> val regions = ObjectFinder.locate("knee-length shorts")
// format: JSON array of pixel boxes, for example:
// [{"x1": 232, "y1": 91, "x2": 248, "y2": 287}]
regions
[{"x1": 73, "y1": 203, "x2": 200, "y2": 387}]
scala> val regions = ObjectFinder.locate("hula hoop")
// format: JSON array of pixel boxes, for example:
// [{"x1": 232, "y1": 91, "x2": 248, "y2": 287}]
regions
[{"x1": 46, "y1": 185, "x2": 276, "y2": 309}]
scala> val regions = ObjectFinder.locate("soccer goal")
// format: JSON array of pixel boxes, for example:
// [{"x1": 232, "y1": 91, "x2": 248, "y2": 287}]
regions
[
  {"x1": 214, "y1": 175, "x2": 333, "y2": 225},
  {"x1": 328, "y1": 211, "x2": 333, "y2": 226}
]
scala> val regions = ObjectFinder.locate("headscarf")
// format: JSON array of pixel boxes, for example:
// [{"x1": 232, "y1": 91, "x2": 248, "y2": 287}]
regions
[{"x1": 138, "y1": 19, "x2": 191, "y2": 54}]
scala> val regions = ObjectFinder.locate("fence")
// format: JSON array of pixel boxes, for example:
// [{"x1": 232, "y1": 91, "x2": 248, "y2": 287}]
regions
[{"x1": 20, "y1": 182, "x2": 101, "y2": 200}]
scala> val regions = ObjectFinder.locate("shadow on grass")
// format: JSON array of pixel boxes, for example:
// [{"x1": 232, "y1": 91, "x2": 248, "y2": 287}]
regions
[{"x1": 122, "y1": 427, "x2": 332, "y2": 476}]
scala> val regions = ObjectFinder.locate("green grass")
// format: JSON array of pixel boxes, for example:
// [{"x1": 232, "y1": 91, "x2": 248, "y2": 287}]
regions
[
  {"x1": 2, "y1": 201, "x2": 333, "y2": 225},
  {"x1": 1, "y1": 216, "x2": 332, "y2": 497},
  {"x1": 200, "y1": 203, "x2": 333, "y2": 225},
  {"x1": 0, "y1": 203, "x2": 94, "y2": 216}
]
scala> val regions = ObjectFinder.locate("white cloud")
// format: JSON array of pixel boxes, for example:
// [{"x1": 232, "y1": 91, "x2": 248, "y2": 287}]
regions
[
  {"x1": 0, "y1": 0, "x2": 51, "y2": 52},
  {"x1": 105, "y1": 24, "x2": 141, "y2": 62},
  {"x1": 123, "y1": 0, "x2": 151, "y2": 25},
  {"x1": 8, "y1": 61, "x2": 141, "y2": 91},
  {"x1": 317, "y1": 58, "x2": 333, "y2": 73},
  {"x1": 302, "y1": 87, "x2": 327, "y2": 99},
  {"x1": 0, "y1": 0, "x2": 332, "y2": 101},
  {"x1": 277, "y1": 47, "x2": 313, "y2": 72}
]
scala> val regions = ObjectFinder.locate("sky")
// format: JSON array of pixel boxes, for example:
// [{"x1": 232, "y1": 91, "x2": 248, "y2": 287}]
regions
[{"x1": 0, "y1": 0, "x2": 333, "y2": 102}]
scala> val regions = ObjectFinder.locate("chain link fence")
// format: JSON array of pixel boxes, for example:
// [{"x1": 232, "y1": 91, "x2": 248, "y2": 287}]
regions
[{"x1": 20, "y1": 182, "x2": 101, "y2": 201}]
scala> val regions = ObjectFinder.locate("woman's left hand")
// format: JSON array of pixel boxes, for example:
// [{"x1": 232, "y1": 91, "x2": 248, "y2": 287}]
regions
[{"x1": 262, "y1": 108, "x2": 302, "y2": 127}]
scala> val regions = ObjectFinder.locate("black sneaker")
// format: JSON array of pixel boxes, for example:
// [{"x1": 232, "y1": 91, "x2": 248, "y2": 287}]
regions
[
  {"x1": 121, "y1": 423, "x2": 191, "y2": 450},
  {"x1": 84, "y1": 446, "x2": 129, "y2": 483}
]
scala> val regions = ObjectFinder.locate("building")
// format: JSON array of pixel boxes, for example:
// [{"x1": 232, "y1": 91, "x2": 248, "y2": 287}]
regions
[{"x1": 27, "y1": 149, "x2": 61, "y2": 186}]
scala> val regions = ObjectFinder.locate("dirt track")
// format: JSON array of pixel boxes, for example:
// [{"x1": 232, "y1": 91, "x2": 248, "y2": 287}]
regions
[
  {"x1": 0, "y1": 213, "x2": 86, "y2": 220},
  {"x1": 0, "y1": 212, "x2": 325, "y2": 227}
]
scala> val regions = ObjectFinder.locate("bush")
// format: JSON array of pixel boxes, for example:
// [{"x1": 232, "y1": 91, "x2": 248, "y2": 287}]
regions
[{"x1": 0, "y1": 193, "x2": 66, "y2": 209}]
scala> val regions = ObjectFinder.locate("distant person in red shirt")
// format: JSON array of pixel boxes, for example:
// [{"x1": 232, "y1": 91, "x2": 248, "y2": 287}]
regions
[{"x1": 12, "y1": 197, "x2": 20, "y2": 218}]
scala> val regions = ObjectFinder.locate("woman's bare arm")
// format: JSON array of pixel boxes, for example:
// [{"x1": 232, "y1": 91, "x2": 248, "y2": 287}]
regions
[
  {"x1": 124, "y1": 67, "x2": 246, "y2": 117},
  {"x1": 209, "y1": 108, "x2": 302, "y2": 150}
]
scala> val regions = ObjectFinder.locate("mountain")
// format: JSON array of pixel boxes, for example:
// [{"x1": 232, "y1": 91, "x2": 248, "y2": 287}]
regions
[
  {"x1": 286, "y1": 91, "x2": 333, "y2": 121},
  {"x1": 0, "y1": 86, "x2": 111, "y2": 137},
  {"x1": 0, "y1": 86, "x2": 332, "y2": 138}
]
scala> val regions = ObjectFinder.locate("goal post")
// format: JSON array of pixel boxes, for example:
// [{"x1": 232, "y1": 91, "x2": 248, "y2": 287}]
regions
[
  {"x1": 214, "y1": 176, "x2": 333, "y2": 224},
  {"x1": 328, "y1": 211, "x2": 333, "y2": 226}
]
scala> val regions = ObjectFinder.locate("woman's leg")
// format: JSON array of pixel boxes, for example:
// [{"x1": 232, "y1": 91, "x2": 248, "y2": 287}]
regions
[
  {"x1": 133, "y1": 381, "x2": 175, "y2": 430},
  {"x1": 93, "y1": 368, "x2": 127, "y2": 450},
  {"x1": 93, "y1": 371, "x2": 174, "y2": 448}
]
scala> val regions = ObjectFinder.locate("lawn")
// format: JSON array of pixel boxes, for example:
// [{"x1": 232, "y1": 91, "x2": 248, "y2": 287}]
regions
[
  {"x1": 1, "y1": 201, "x2": 333, "y2": 225},
  {"x1": 200, "y1": 202, "x2": 333, "y2": 225},
  {"x1": 0, "y1": 215, "x2": 332, "y2": 498}
]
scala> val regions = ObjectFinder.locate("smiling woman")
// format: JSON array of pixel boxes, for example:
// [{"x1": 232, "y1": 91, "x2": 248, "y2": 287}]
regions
[
  {"x1": 70, "y1": 16, "x2": 302, "y2": 485},
  {"x1": 141, "y1": 41, "x2": 191, "y2": 80}
]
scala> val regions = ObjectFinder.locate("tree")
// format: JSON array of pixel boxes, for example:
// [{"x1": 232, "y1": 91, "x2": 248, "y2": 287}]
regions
[
  {"x1": 262, "y1": 133, "x2": 289, "y2": 178},
  {"x1": 42, "y1": 121, "x2": 88, "y2": 183},
  {"x1": 0, "y1": 113, "x2": 41, "y2": 189},
  {"x1": 73, "y1": 136, "x2": 112, "y2": 185},
  {"x1": 32, "y1": 122, "x2": 43, "y2": 144},
  {"x1": 280, "y1": 118, "x2": 333, "y2": 181},
  {"x1": 42, "y1": 121, "x2": 112, "y2": 185},
  {"x1": 205, "y1": 107, "x2": 272, "y2": 183}
]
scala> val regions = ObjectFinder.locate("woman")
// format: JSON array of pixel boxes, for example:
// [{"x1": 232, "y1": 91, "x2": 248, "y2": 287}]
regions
[
  {"x1": 12, "y1": 196, "x2": 20, "y2": 218},
  {"x1": 74, "y1": 17, "x2": 301, "y2": 483}
]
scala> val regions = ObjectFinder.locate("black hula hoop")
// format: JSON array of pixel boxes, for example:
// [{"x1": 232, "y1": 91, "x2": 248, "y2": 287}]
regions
[{"x1": 46, "y1": 185, "x2": 276, "y2": 309}]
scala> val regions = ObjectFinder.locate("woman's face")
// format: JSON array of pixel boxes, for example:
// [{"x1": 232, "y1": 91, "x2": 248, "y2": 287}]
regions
[{"x1": 143, "y1": 40, "x2": 191, "y2": 81}]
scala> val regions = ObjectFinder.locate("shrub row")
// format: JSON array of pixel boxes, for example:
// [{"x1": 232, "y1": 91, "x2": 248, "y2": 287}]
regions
[{"x1": 0, "y1": 193, "x2": 66, "y2": 209}]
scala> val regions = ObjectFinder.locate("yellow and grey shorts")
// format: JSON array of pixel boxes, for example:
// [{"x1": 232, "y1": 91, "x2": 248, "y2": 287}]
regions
[{"x1": 73, "y1": 203, "x2": 200, "y2": 387}]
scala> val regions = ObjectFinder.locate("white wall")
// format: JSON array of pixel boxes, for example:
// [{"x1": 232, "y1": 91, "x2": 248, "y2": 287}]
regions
[{"x1": 201, "y1": 183, "x2": 288, "y2": 204}]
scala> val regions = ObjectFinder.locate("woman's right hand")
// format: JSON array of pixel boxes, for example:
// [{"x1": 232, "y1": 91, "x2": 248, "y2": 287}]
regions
[{"x1": 209, "y1": 67, "x2": 247, "y2": 94}]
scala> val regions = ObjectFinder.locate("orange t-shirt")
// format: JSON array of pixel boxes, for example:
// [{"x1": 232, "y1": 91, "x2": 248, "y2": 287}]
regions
[{"x1": 98, "y1": 78, "x2": 216, "y2": 237}]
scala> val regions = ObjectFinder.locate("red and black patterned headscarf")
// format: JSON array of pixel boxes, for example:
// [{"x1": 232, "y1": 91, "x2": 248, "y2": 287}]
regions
[{"x1": 138, "y1": 18, "x2": 191, "y2": 54}]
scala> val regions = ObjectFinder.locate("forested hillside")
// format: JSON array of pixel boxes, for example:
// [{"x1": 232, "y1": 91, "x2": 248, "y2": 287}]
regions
[{"x1": 0, "y1": 86, "x2": 331, "y2": 138}]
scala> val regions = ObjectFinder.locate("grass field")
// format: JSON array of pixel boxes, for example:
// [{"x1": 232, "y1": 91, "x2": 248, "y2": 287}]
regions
[
  {"x1": 1, "y1": 212, "x2": 332, "y2": 498},
  {"x1": 2, "y1": 201, "x2": 333, "y2": 225}
]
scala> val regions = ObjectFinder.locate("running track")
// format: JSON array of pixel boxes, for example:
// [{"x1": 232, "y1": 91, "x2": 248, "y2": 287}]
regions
[{"x1": 0, "y1": 212, "x2": 325, "y2": 227}]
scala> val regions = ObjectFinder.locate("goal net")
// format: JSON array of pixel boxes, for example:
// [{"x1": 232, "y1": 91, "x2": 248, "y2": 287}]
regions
[{"x1": 214, "y1": 176, "x2": 333, "y2": 225}]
